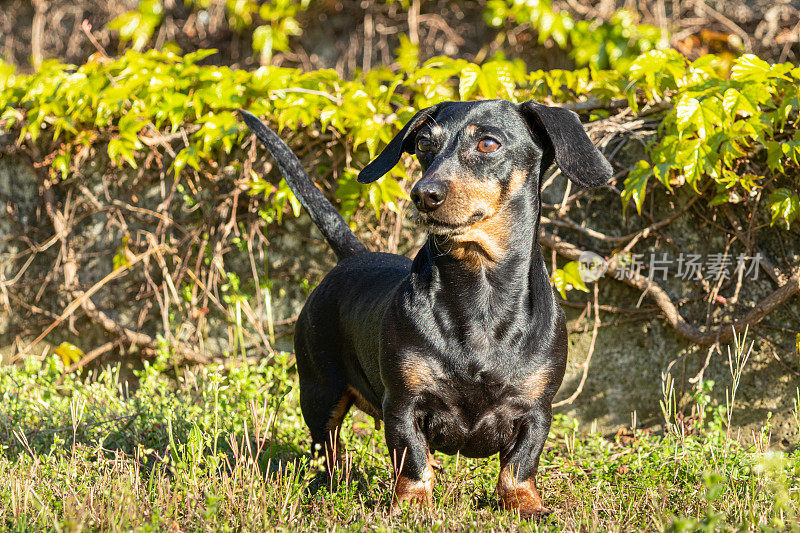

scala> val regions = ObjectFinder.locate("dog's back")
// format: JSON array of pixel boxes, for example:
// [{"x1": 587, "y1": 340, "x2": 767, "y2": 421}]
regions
[{"x1": 293, "y1": 252, "x2": 410, "y2": 435}]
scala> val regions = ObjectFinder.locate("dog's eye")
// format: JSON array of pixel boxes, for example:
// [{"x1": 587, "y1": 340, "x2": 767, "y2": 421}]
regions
[
  {"x1": 417, "y1": 138, "x2": 432, "y2": 152},
  {"x1": 477, "y1": 138, "x2": 500, "y2": 153}
]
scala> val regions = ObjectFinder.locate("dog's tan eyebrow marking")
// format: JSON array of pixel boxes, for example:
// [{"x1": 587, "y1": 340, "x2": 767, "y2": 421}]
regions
[
  {"x1": 465, "y1": 124, "x2": 477, "y2": 136},
  {"x1": 431, "y1": 125, "x2": 443, "y2": 136}
]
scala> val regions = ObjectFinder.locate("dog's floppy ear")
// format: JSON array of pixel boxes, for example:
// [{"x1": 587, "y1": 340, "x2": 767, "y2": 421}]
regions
[
  {"x1": 358, "y1": 103, "x2": 448, "y2": 184},
  {"x1": 518, "y1": 100, "x2": 612, "y2": 188}
]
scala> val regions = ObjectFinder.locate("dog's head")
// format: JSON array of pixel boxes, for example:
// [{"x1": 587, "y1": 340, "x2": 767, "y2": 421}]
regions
[{"x1": 358, "y1": 99, "x2": 611, "y2": 264}]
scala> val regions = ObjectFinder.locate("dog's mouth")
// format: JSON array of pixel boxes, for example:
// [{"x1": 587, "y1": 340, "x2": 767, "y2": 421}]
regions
[{"x1": 414, "y1": 210, "x2": 487, "y2": 236}]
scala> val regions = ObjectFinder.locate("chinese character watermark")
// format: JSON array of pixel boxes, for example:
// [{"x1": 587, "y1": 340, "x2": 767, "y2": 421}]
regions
[{"x1": 578, "y1": 252, "x2": 762, "y2": 282}]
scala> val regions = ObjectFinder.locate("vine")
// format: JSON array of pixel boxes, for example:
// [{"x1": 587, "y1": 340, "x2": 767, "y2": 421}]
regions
[{"x1": 1, "y1": 25, "x2": 798, "y2": 363}]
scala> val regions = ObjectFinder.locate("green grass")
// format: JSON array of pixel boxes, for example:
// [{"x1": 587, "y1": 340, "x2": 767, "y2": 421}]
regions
[{"x1": 1, "y1": 348, "x2": 799, "y2": 532}]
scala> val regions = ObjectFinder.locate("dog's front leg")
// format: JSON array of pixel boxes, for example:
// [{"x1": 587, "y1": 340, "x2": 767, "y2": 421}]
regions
[
  {"x1": 383, "y1": 398, "x2": 434, "y2": 514},
  {"x1": 497, "y1": 403, "x2": 552, "y2": 519}
]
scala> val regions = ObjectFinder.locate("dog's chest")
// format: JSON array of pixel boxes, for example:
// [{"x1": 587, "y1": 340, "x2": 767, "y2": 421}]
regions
[{"x1": 413, "y1": 360, "x2": 535, "y2": 458}]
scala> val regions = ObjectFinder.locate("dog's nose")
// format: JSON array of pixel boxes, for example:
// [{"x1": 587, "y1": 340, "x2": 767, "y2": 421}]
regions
[{"x1": 411, "y1": 181, "x2": 447, "y2": 213}]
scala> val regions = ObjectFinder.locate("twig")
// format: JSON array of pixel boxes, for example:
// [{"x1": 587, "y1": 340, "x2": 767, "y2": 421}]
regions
[
  {"x1": 31, "y1": 0, "x2": 45, "y2": 70},
  {"x1": 554, "y1": 283, "x2": 601, "y2": 407},
  {"x1": 694, "y1": 0, "x2": 752, "y2": 52},
  {"x1": 268, "y1": 88, "x2": 342, "y2": 105},
  {"x1": 64, "y1": 340, "x2": 119, "y2": 374},
  {"x1": 408, "y1": 0, "x2": 420, "y2": 45},
  {"x1": 80, "y1": 19, "x2": 111, "y2": 60},
  {"x1": 363, "y1": 5, "x2": 373, "y2": 73},
  {"x1": 556, "y1": 98, "x2": 630, "y2": 113},
  {"x1": 540, "y1": 228, "x2": 800, "y2": 345},
  {"x1": 77, "y1": 290, "x2": 210, "y2": 364},
  {"x1": 19, "y1": 181, "x2": 211, "y2": 366},
  {"x1": 15, "y1": 244, "x2": 170, "y2": 360}
]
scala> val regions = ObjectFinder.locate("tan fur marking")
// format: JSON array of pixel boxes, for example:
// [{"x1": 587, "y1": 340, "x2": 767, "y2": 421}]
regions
[
  {"x1": 326, "y1": 392, "x2": 353, "y2": 431},
  {"x1": 429, "y1": 170, "x2": 529, "y2": 270},
  {"x1": 449, "y1": 210, "x2": 511, "y2": 269},
  {"x1": 349, "y1": 386, "x2": 383, "y2": 422},
  {"x1": 521, "y1": 367, "x2": 550, "y2": 402},
  {"x1": 458, "y1": 179, "x2": 503, "y2": 215},
  {"x1": 497, "y1": 462, "x2": 549, "y2": 518},
  {"x1": 437, "y1": 176, "x2": 501, "y2": 219},
  {"x1": 323, "y1": 392, "x2": 353, "y2": 470},
  {"x1": 400, "y1": 356, "x2": 435, "y2": 391},
  {"x1": 323, "y1": 386, "x2": 383, "y2": 471},
  {"x1": 433, "y1": 176, "x2": 508, "y2": 270},
  {"x1": 391, "y1": 453, "x2": 436, "y2": 514},
  {"x1": 508, "y1": 169, "x2": 528, "y2": 196},
  {"x1": 465, "y1": 124, "x2": 477, "y2": 136},
  {"x1": 327, "y1": 386, "x2": 382, "y2": 430}
]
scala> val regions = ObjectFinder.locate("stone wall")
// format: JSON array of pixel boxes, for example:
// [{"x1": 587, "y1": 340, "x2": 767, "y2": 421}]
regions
[{"x1": 1, "y1": 145, "x2": 798, "y2": 446}]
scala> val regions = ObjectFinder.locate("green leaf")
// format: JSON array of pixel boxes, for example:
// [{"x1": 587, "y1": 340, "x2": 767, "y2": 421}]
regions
[
  {"x1": 458, "y1": 63, "x2": 486, "y2": 100},
  {"x1": 676, "y1": 96, "x2": 701, "y2": 132},
  {"x1": 55, "y1": 342, "x2": 84, "y2": 367},
  {"x1": 139, "y1": 0, "x2": 163, "y2": 17},
  {"x1": 113, "y1": 235, "x2": 131, "y2": 270},
  {"x1": 622, "y1": 160, "x2": 651, "y2": 215},
  {"x1": 52, "y1": 152, "x2": 70, "y2": 180},
  {"x1": 459, "y1": 64, "x2": 482, "y2": 100},
  {"x1": 765, "y1": 141, "x2": 784, "y2": 172},
  {"x1": 395, "y1": 33, "x2": 419, "y2": 71},
  {"x1": 675, "y1": 95, "x2": 721, "y2": 139},
  {"x1": 551, "y1": 261, "x2": 589, "y2": 298},
  {"x1": 563, "y1": 261, "x2": 589, "y2": 293},
  {"x1": 679, "y1": 138, "x2": 714, "y2": 187},
  {"x1": 651, "y1": 162, "x2": 673, "y2": 189},
  {"x1": 172, "y1": 146, "x2": 200, "y2": 177},
  {"x1": 482, "y1": 61, "x2": 516, "y2": 100},
  {"x1": 107, "y1": 12, "x2": 141, "y2": 40},
  {"x1": 628, "y1": 49, "x2": 684, "y2": 95},
  {"x1": 108, "y1": 138, "x2": 138, "y2": 169},
  {"x1": 730, "y1": 54, "x2": 771, "y2": 82},
  {"x1": 768, "y1": 188, "x2": 799, "y2": 227},
  {"x1": 273, "y1": 179, "x2": 301, "y2": 222},
  {"x1": 252, "y1": 25, "x2": 274, "y2": 63},
  {"x1": 722, "y1": 88, "x2": 757, "y2": 118},
  {"x1": 551, "y1": 269, "x2": 568, "y2": 299}
]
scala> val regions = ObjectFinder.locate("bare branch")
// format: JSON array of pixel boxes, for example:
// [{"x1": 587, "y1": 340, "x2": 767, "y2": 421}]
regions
[{"x1": 540, "y1": 228, "x2": 800, "y2": 345}]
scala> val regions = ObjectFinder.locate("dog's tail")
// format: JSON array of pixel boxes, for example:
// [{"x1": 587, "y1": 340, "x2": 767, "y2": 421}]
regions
[{"x1": 240, "y1": 110, "x2": 368, "y2": 261}]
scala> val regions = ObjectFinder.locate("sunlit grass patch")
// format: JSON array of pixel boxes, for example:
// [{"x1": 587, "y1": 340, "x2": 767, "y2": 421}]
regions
[{"x1": 1, "y1": 349, "x2": 798, "y2": 531}]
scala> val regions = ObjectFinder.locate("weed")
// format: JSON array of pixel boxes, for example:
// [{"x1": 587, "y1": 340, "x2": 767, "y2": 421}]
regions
[{"x1": 1, "y1": 350, "x2": 798, "y2": 531}]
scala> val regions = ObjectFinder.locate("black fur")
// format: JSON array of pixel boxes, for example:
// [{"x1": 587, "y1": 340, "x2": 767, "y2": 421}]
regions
[
  {"x1": 240, "y1": 99, "x2": 611, "y2": 514},
  {"x1": 241, "y1": 110, "x2": 366, "y2": 260}
]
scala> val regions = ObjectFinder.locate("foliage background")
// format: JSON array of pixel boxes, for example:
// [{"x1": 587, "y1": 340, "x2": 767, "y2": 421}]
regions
[{"x1": 2, "y1": 0, "x2": 798, "y2": 425}]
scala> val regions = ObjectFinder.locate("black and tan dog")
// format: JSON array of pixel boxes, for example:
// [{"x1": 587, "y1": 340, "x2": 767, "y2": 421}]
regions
[{"x1": 240, "y1": 98, "x2": 611, "y2": 517}]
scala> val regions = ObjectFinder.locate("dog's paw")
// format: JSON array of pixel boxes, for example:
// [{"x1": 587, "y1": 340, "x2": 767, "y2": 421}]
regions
[
  {"x1": 389, "y1": 490, "x2": 432, "y2": 516},
  {"x1": 517, "y1": 505, "x2": 552, "y2": 520},
  {"x1": 390, "y1": 469, "x2": 434, "y2": 515},
  {"x1": 497, "y1": 473, "x2": 550, "y2": 520}
]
